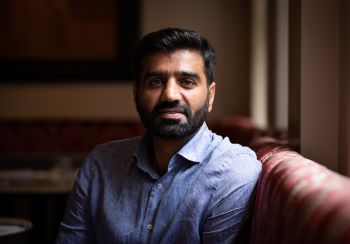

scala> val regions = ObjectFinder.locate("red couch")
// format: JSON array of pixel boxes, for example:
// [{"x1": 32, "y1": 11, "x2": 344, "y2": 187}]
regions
[
  {"x1": 249, "y1": 137, "x2": 350, "y2": 244},
  {"x1": 0, "y1": 117, "x2": 259, "y2": 165}
]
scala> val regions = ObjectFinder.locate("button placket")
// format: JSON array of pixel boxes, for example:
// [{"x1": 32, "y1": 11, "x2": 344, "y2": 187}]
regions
[{"x1": 139, "y1": 181, "x2": 159, "y2": 242}]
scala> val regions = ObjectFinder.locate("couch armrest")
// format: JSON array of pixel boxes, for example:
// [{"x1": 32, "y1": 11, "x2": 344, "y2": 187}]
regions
[{"x1": 250, "y1": 143, "x2": 350, "y2": 244}]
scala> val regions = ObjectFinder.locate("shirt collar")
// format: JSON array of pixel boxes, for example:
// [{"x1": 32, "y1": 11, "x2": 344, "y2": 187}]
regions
[
  {"x1": 132, "y1": 122, "x2": 212, "y2": 178},
  {"x1": 176, "y1": 123, "x2": 212, "y2": 164},
  {"x1": 133, "y1": 135, "x2": 160, "y2": 180}
]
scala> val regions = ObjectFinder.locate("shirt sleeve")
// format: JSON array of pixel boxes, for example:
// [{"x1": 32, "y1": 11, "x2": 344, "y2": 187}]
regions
[
  {"x1": 201, "y1": 153, "x2": 261, "y2": 244},
  {"x1": 56, "y1": 155, "x2": 97, "y2": 244}
]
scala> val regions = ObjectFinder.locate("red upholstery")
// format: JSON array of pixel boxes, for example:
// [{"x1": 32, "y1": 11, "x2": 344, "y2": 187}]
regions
[
  {"x1": 0, "y1": 117, "x2": 260, "y2": 169},
  {"x1": 250, "y1": 138, "x2": 350, "y2": 244},
  {"x1": 0, "y1": 117, "x2": 259, "y2": 156},
  {"x1": 0, "y1": 120, "x2": 145, "y2": 155}
]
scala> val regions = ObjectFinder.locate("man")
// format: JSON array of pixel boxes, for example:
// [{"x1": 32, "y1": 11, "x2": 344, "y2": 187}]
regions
[{"x1": 56, "y1": 28, "x2": 261, "y2": 243}]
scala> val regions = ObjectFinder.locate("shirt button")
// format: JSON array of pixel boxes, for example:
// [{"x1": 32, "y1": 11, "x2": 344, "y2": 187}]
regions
[
  {"x1": 147, "y1": 224, "x2": 153, "y2": 230},
  {"x1": 157, "y1": 183, "x2": 163, "y2": 189}
]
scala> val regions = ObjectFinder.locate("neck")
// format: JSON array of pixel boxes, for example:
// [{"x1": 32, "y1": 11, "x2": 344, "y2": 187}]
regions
[{"x1": 150, "y1": 134, "x2": 193, "y2": 175}]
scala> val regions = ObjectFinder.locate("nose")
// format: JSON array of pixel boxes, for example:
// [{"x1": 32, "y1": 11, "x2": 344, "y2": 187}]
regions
[{"x1": 160, "y1": 78, "x2": 181, "y2": 102}]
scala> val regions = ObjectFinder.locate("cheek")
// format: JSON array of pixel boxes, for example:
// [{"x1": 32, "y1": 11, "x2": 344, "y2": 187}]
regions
[
  {"x1": 185, "y1": 90, "x2": 209, "y2": 111},
  {"x1": 138, "y1": 90, "x2": 159, "y2": 110}
]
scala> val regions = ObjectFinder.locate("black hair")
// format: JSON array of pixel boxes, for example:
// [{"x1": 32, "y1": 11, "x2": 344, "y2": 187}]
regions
[{"x1": 134, "y1": 28, "x2": 217, "y2": 85}]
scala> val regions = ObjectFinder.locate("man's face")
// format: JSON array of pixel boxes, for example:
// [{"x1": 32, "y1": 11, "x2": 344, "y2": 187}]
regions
[{"x1": 134, "y1": 49, "x2": 216, "y2": 139}]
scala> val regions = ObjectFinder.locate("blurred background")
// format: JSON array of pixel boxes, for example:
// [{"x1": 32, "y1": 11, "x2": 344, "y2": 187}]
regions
[{"x1": 0, "y1": 0, "x2": 349, "y2": 243}]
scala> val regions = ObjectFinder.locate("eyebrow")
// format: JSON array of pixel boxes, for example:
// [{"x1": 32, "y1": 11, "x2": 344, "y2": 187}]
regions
[
  {"x1": 176, "y1": 71, "x2": 200, "y2": 79},
  {"x1": 143, "y1": 71, "x2": 200, "y2": 80},
  {"x1": 143, "y1": 71, "x2": 164, "y2": 80}
]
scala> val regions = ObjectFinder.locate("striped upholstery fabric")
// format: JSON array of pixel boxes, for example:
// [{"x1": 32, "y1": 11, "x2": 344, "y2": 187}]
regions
[{"x1": 250, "y1": 139, "x2": 350, "y2": 244}]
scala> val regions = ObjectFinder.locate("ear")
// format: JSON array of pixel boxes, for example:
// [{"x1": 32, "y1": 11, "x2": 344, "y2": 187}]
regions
[{"x1": 208, "y1": 82, "x2": 216, "y2": 112}]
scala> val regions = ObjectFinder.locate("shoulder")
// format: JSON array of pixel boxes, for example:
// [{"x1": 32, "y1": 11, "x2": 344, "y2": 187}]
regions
[
  {"x1": 206, "y1": 136, "x2": 262, "y2": 188},
  {"x1": 83, "y1": 136, "x2": 141, "y2": 168},
  {"x1": 91, "y1": 136, "x2": 141, "y2": 157},
  {"x1": 222, "y1": 137, "x2": 261, "y2": 172},
  {"x1": 78, "y1": 136, "x2": 142, "y2": 178},
  {"x1": 200, "y1": 136, "x2": 261, "y2": 211}
]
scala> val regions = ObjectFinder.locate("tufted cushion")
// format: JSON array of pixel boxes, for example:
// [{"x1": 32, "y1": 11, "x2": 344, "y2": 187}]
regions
[
  {"x1": 0, "y1": 117, "x2": 259, "y2": 156},
  {"x1": 0, "y1": 117, "x2": 259, "y2": 168},
  {"x1": 0, "y1": 120, "x2": 145, "y2": 155},
  {"x1": 250, "y1": 142, "x2": 350, "y2": 244}
]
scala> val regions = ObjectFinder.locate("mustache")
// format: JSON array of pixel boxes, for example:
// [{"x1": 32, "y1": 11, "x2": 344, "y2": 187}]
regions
[{"x1": 153, "y1": 101, "x2": 191, "y2": 117}]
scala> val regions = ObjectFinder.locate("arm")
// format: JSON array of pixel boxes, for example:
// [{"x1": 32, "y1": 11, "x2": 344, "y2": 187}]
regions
[
  {"x1": 202, "y1": 150, "x2": 261, "y2": 244},
  {"x1": 202, "y1": 181, "x2": 257, "y2": 244},
  {"x1": 56, "y1": 157, "x2": 97, "y2": 244}
]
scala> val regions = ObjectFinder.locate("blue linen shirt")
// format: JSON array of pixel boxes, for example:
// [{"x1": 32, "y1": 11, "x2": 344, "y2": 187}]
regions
[{"x1": 56, "y1": 123, "x2": 261, "y2": 243}]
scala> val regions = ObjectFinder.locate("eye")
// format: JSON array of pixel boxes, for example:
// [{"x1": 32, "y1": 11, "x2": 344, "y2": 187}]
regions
[
  {"x1": 180, "y1": 79, "x2": 196, "y2": 88},
  {"x1": 148, "y1": 78, "x2": 163, "y2": 88}
]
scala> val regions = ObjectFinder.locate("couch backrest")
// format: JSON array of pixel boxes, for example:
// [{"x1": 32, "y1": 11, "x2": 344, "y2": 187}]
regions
[
  {"x1": 250, "y1": 138, "x2": 350, "y2": 244},
  {"x1": 0, "y1": 117, "x2": 259, "y2": 154},
  {"x1": 0, "y1": 117, "x2": 260, "y2": 167}
]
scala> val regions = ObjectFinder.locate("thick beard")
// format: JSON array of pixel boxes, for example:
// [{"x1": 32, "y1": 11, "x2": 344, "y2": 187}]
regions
[{"x1": 135, "y1": 95, "x2": 209, "y2": 140}]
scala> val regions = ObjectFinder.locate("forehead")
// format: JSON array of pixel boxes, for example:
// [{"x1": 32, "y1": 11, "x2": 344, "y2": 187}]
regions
[{"x1": 140, "y1": 49, "x2": 205, "y2": 75}]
